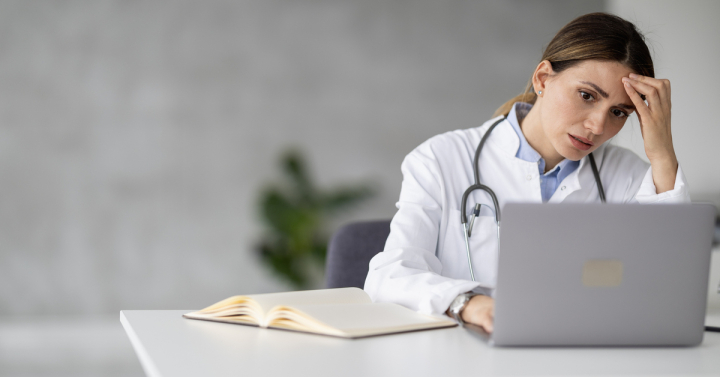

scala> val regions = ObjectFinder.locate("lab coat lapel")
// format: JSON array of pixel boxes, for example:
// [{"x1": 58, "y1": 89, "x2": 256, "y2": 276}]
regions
[
  {"x1": 487, "y1": 118, "x2": 520, "y2": 159},
  {"x1": 486, "y1": 119, "x2": 545, "y2": 203},
  {"x1": 550, "y1": 143, "x2": 607, "y2": 203}
]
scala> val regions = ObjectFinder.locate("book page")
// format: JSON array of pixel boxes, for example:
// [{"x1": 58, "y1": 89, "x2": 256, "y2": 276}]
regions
[
  {"x1": 184, "y1": 288, "x2": 373, "y2": 328},
  {"x1": 268, "y1": 302, "x2": 456, "y2": 338},
  {"x1": 248, "y1": 287, "x2": 371, "y2": 315},
  {"x1": 183, "y1": 295, "x2": 264, "y2": 325}
]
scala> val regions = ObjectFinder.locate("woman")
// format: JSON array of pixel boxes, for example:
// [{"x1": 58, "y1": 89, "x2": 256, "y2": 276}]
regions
[{"x1": 363, "y1": 13, "x2": 689, "y2": 334}]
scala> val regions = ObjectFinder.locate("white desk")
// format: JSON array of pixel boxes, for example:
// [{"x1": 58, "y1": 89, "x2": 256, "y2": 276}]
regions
[{"x1": 121, "y1": 310, "x2": 720, "y2": 377}]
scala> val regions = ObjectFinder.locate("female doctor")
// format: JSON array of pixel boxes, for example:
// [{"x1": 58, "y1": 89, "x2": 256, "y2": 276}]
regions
[{"x1": 363, "y1": 13, "x2": 690, "y2": 334}]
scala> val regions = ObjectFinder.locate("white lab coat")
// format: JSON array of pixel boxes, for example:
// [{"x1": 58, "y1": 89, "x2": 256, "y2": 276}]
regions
[{"x1": 364, "y1": 115, "x2": 690, "y2": 315}]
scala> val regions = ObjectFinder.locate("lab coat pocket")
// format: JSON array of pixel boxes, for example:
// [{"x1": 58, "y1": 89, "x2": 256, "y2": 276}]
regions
[{"x1": 441, "y1": 209, "x2": 499, "y2": 287}]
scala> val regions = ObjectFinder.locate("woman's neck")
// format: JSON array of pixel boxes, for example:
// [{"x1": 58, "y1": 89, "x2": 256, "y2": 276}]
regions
[{"x1": 518, "y1": 105, "x2": 564, "y2": 172}]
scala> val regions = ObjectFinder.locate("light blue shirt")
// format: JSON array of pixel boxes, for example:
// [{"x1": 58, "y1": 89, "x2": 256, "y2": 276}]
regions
[{"x1": 507, "y1": 102, "x2": 579, "y2": 202}]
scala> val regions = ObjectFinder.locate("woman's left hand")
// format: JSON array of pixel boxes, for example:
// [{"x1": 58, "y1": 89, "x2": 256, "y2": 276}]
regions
[{"x1": 622, "y1": 73, "x2": 678, "y2": 193}]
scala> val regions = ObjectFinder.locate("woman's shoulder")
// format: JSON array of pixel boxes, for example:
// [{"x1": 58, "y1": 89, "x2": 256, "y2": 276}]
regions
[{"x1": 408, "y1": 116, "x2": 504, "y2": 161}]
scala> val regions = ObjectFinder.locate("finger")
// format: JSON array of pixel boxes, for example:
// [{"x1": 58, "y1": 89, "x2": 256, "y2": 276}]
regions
[
  {"x1": 483, "y1": 317, "x2": 494, "y2": 333},
  {"x1": 624, "y1": 78, "x2": 661, "y2": 105},
  {"x1": 657, "y1": 78, "x2": 671, "y2": 100},
  {"x1": 661, "y1": 79, "x2": 671, "y2": 109},
  {"x1": 629, "y1": 74, "x2": 670, "y2": 103},
  {"x1": 625, "y1": 78, "x2": 671, "y2": 118},
  {"x1": 629, "y1": 73, "x2": 662, "y2": 88},
  {"x1": 623, "y1": 80, "x2": 651, "y2": 120}
]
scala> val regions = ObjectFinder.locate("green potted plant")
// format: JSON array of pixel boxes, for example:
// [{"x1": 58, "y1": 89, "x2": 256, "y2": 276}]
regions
[{"x1": 256, "y1": 149, "x2": 375, "y2": 289}]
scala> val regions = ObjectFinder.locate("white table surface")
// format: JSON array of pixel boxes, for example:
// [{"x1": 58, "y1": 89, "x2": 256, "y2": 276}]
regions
[{"x1": 121, "y1": 309, "x2": 720, "y2": 377}]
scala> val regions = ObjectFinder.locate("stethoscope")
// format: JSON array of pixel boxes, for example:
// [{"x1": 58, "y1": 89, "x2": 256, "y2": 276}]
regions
[{"x1": 460, "y1": 116, "x2": 606, "y2": 281}]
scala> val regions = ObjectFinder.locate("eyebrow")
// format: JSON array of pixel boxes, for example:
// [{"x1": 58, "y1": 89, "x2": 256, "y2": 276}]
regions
[
  {"x1": 580, "y1": 81, "x2": 609, "y2": 98},
  {"x1": 580, "y1": 80, "x2": 636, "y2": 111}
]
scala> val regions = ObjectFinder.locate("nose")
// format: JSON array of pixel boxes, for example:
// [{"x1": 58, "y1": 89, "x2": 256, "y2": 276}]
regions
[{"x1": 585, "y1": 110, "x2": 607, "y2": 136}]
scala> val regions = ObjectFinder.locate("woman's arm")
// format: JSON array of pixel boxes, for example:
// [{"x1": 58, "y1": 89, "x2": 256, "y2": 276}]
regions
[
  {"x1": 622, "y1": 74, "x2": 678, "y2": 194},
  {"x1": 364, "y1": 144, "x2": 480, "y2": 315}
]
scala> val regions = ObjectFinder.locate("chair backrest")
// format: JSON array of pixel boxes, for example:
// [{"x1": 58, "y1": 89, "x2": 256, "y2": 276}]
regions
[{"x1": 325, "y1": 220, "x2": 391, "y2": 289}]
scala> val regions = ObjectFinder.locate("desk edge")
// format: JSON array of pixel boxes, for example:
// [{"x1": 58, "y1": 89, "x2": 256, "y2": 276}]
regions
[{"x1": 120, "y1": 310, "x2": 164, "y2": 377}]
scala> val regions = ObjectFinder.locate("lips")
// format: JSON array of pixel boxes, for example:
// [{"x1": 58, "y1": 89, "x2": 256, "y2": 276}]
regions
[{"x1": 568, "y1": 134, "x2": 593, "y2": 151}]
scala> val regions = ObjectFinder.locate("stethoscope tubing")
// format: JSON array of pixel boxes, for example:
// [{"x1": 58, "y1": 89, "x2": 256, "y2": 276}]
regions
[{"x1": 460, "y1": 117, "x2": 505, "y2": 226}]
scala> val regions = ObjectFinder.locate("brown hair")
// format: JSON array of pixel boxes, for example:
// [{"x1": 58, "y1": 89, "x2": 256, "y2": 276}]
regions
[{"x1": 493, "y1": 12, "x2": 654, "y2": 117}]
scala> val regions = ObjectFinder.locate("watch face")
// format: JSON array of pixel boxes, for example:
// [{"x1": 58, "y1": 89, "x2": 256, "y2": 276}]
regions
[{"x1": 451, "y1": 294, "x2": 469, "y2": 313}]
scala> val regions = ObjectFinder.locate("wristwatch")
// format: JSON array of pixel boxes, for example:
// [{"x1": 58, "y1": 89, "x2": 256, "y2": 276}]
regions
[{"x1": 448, "y1": 292, "x2": 477, "y2": 324}]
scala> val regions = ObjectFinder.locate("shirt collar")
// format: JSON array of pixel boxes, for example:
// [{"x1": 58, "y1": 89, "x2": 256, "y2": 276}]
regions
[{"x1": 507, "y1": 102, "x2": 539, "y2": 163}]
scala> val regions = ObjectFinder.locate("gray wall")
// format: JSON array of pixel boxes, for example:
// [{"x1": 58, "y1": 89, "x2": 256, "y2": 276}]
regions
[{"x1": 1, "y1": 0, "x2": 607, "y2": 316}]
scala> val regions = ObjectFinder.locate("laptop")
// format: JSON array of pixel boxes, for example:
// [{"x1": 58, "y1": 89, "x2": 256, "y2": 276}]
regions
[{"x1": 490, "y1": 202, "x2": 716, "y2": 347}]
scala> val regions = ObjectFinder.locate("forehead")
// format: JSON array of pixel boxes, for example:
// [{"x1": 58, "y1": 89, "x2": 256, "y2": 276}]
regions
[
  {"x1": 558, "y1": 60, "x2": 635, "y2": 83},
  {"x1": 556, "y1": 60, "x2": 635, "y2": 98}
]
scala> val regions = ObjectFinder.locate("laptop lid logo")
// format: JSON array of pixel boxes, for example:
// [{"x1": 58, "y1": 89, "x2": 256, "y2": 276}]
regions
[{"x1": 582, "y1": 260, "x2": 623, "y2": 287}]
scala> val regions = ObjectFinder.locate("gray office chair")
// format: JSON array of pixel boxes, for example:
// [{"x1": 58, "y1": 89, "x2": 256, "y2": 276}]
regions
[{"x1": 325, "y1": 220, "x2": 391, "y2": 289}]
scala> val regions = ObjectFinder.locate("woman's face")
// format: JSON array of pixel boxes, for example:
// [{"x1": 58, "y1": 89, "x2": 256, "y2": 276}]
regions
[{"x1": 535, "y1": 60, "x2": 637, "y2": 161}]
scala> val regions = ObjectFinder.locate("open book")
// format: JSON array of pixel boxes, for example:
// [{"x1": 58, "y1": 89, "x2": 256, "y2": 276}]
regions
[{"x1": 183, "y1": 287, "x2": 456, "y2": 338}]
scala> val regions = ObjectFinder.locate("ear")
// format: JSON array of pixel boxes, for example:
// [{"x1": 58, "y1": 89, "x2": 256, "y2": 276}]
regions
[{"x1": 532, "y1": 60, "x2": 553, "y2": 96}]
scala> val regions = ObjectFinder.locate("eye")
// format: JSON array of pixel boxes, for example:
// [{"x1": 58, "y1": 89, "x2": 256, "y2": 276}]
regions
[
  {"x1": 579, "y1": 91, "x2": 594, "y2": 102},
  {"x1": 611, "y1": 109, "x2": 628, "y2": 119}
]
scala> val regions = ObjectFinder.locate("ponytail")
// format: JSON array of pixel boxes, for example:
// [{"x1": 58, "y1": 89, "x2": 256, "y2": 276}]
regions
[{"x1": 492, "y1": 80, "x2": 536, "y2": 117}]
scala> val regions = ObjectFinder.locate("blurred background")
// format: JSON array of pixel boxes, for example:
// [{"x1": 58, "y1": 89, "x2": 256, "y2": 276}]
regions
[{"x1": 0, "y1": 0, "x2": 717, "y2": 375}]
